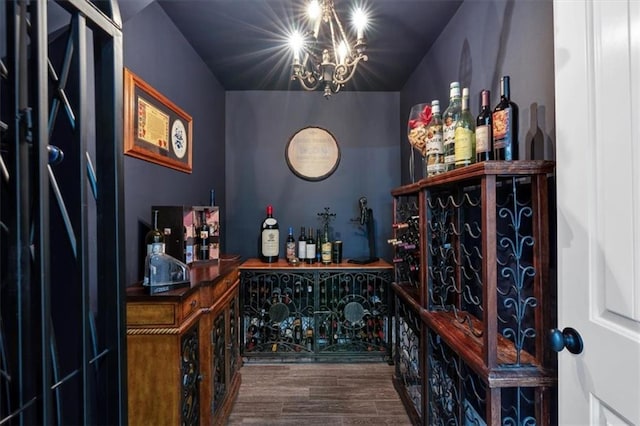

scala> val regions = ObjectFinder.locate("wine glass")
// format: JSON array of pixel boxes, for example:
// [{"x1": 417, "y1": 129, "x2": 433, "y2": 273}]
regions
[{"x1": 407, "y1": 103, "x2": 431, "y2": 182}]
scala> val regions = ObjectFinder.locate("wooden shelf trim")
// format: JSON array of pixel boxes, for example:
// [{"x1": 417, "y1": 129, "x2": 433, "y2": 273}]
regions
[
  {"x1": 391, "y1": 160, "x2": 555, "y2": 194},
  {"x1": 392, "y1": 283, "x2": 556, "y2": 388},
  {"x1": 239, "y1": 258, "x2": 392, "y2": 270},
  {"x1": 203, "y1": 276, "x2": 239, "y2": 314}
]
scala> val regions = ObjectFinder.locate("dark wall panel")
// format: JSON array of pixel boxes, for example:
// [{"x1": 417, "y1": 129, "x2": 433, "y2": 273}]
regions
[
  {"x1": 123, "y1": 2, "x2": 226, "y2": 284},
  {"x1": 225, "y1": 91, "x2": 400, "y2": 262},
  {"x1": 401, "y1": 0, "x2": 556, "y2": 183}
]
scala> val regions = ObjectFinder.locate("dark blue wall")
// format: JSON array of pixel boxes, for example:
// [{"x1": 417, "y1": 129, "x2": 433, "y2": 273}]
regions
[
  {"x1": 401, "y1": 0, "x2": 556, "y2": 184},
  {"x1": 119, "y1": 0, "x2": 556, "y2": 281},
  {"x1": 123, "y1": 2, "x2": 226, "y2": 284},
  {"x1": 225, "y1": 91, "x2": 400, "y2": 262}
]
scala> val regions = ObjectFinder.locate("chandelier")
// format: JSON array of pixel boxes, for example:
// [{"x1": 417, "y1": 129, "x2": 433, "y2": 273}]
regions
[{"x1": 289, "y1": 0, "x2": 369, "y2": 98}]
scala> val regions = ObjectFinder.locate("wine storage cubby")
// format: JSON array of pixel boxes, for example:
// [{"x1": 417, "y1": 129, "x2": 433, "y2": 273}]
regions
[
  {"x1": 239, "y1": 259, "x2": 393, "y2": 362},
  {"x1": 390, "y1": 182, "x2": 424, "y2": 301},
  {"x1": 153, "y1": 205, "x2": 221, "y2": 263},
  {"x1": 390, "y1": 161, "x2": 557, "y2": 425}
]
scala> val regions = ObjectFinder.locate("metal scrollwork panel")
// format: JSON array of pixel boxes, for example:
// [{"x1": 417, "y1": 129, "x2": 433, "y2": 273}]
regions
[
  {"x1": 316, "y1": 271, "x2": 390, "y2": 354},
  {"x1": 426, "y1": 329, "x2": 487, "y2": 426},
  {"x1": 242, "y1": 271, "x2": 316, "y2": 354},
  {"x1": 229, "y1": 297, "x2": 238, "y2": 377},
  {"x1": 501, "y1": 386, "x2": 537, "y2": 426},
  {"x1": 395, "y1": 295, "x2": 422, "y2": 419},
  {"x1": 181, "y1": 325, "x2": 200, "y2": 426},
  {"x1": 496, "y1": 177, "x2": 538, "y2": 365},
  {"x1": 211, "y1": 312, "x2": 227, "y2": 414},
  {"x1": 212, "y1": 310, "x2": 226, "y2": 412},
  {"x1": 427, "y1": 186, "x2": 484, "y2": 337}
]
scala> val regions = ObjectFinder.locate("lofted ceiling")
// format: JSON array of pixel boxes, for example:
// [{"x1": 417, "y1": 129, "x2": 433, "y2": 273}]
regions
[{"x1": 118, "y1": 0, "x2": 463, "y2": 92}]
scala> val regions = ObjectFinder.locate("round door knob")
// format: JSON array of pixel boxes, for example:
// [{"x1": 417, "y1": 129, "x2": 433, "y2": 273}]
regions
[{"x1": 549, "y1": 327, "x2": 584, "y2": 354}]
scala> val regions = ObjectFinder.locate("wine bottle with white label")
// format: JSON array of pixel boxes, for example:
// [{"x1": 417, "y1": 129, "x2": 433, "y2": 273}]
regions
[
  {"x1": 260, "y1": 205, "x2": 279, "y2": 263},
  {"x1": 454, "y1": 87, "x2": 475, "y2": 168},
  {"x1": 442, "y1": 81, "x2": 461, "y2": 171},
  {"x1": 305, "y1": 227, "x2": 316, "y2": 264}
]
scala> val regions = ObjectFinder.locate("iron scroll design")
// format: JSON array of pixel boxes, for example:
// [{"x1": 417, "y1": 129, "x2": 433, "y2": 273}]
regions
[
  {"x1": 241, "y1": 269, "x2": 392, "y2": 358},
  {"x1": 212, "y1": 310, "x2": 226, "y2": 413},
  {"x1": 181, "y1": 325, "x2": 200, "y2": 425},
  {"x1": 394, "y1": 294, "x2": 423, "y2": 418},
  {"x1": 427, "y1": 187, "x2": 484, "y2": 337},
  {"x1": 426, "y1": 177, "x2": 540, "y2": 366}
]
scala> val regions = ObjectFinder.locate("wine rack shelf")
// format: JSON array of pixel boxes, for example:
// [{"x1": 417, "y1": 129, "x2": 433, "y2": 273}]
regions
[
  {"x1": 239, "y1": 259, "x2": 393, "y2": 362},
  {"x1": 390, "y1": 161, "x2": 557, "y2": 425}
]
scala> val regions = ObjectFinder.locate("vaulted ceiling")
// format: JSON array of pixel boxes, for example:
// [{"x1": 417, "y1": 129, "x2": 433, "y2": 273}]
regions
[{"x1": 120, "y1": 0, "x2": 463, "y2": 92}]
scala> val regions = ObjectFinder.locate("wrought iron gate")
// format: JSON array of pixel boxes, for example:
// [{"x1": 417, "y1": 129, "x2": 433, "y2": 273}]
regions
[{"x1": 0, "y1": 0, "x2": 126, "y2": 424}]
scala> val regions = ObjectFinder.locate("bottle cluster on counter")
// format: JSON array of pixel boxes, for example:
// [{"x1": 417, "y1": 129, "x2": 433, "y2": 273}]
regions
[
  {"x1": 420, "y1": 75, "x2": 519, "y2": 178},
  {"x1": 259, "y1": 206, "x2": 342, "y2": 264}
]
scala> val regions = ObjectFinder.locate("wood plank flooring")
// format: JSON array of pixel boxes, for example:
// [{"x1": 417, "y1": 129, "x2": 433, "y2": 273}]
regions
[{"x1": 227, "y1": 363, "x2": 413, "y2": 425}]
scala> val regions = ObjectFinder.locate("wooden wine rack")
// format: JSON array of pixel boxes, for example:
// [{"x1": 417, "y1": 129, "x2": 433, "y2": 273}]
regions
[{"x1": 390, "y1": 161, "x2": 557, "y2": 425}]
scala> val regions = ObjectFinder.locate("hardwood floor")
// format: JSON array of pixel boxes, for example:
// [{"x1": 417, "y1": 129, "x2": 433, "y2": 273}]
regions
[{"x1": 227, "y1": 363, "x2": 413, "y2": 425}]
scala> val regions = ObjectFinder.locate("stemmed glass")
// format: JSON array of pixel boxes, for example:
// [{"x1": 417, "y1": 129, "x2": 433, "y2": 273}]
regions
[{"x1": 407, "y1": 103, "x2": 432, "y2": 182}]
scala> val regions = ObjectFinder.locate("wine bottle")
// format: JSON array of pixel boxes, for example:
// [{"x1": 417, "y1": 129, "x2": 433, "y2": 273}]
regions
[
  {"x1": 492, "y1": 76, "x2": 519, "y2": 160},
  {"x1": 305, "y1": 326, "x2": 314, "y2": 351},
  {"x1": 184, "y1": 224, "x2": 195, "y2": 264},
  {"x1": 476, "y1": 89, "x2": 493, "y2": 162},
  {"x1": 145, "y1": 209, "x2": 165, "y2": 255},
  {"x1": 197, "y1": 209, "x2": 210, "y2": 261},
  {"x1": 321, "y1": 225, "x2": 332, "y2": 264},
  {"x1": 297, "y1": 227, "x2": 307, "y2": 260},
  {"x1": 293, "y1": 317, "x2": 302, "y2": 345},
  {"x1": 454, "y1": 87, "x2": 475, "y2": 168},
  {"x1": 285, "y1": 227, "x2": 296, "y2": 261},
  {"x1": 305, "y1": 227, "x2": 316, "y2": 264},
  {"x1": 425, "y1": 99, "x2": 445, "y2": 177},
  {"x1": 315, "y1": 229, "x2": 322, "y2": 263},
  {"x1": 442, "y1": 81, "x2": 461, "y2": 171},
  {"x1": 260, "y1": 205, "x2": 279, "y2": 263}
]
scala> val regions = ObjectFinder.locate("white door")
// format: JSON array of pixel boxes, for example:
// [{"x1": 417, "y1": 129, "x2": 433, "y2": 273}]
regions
[{"x1": 554, "y1": 0, "x2": 640, "y2": 424}]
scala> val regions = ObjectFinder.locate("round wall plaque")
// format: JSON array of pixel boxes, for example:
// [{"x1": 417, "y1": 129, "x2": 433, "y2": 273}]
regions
[{"x1": 285, "y1": 127, "x2": 341, "y2": 181}]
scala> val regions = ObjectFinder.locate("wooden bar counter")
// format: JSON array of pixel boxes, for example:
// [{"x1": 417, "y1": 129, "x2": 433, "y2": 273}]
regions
[{"x1": 126, "y1": 254, "x2": 242, "y2": 426}]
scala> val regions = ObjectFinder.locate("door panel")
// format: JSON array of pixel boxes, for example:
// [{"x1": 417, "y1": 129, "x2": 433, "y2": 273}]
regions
[{"x1": 554, "y1": 0, "x2": 640, "y2": 424}]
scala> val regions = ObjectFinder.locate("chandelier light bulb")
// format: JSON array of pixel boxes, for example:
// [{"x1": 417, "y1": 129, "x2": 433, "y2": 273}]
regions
[
  {"x1": 289, "y1": 31, "x2": 305, "y2": 63},
  {"x1": 352, "y1": 7, "x2": 368, "y2": 40},
  {"x1": 338, "y1": 41, "x2": 348, "y2": 65},
  {"x1": 307, "y1": 0, "x2": 322, "y2": 21}
]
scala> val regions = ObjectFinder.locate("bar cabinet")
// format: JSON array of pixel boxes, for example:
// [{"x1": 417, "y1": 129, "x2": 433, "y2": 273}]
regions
[{"x1": 126, "y1": 255, "x2": 242, "y2": 426}]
